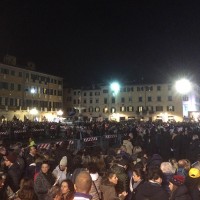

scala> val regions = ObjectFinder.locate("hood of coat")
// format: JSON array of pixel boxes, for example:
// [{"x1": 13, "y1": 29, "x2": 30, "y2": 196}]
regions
[{"x1": 90, "y1": 172, "x2": 99, "y2": 181}]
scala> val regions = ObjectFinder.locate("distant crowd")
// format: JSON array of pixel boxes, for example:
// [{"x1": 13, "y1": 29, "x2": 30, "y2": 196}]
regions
[{"x1": 0, "y1": 119, "x2": 199, "y2": 199}]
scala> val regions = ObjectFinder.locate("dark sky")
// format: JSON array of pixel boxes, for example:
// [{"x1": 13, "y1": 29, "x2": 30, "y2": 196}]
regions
[{"x1": 1, "y1": 0, "x2": 200, "y2": 87}]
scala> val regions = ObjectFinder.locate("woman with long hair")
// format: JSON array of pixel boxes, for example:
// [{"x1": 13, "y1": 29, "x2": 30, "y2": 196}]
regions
[
  {"x1": 100, "y1": 169, "x2": 127, "y2": 200},
  {"x1": 15, "y1": 177, "x2": 38, "y2": 200},
  {"x1": 54, "y1": 179, "x2": 75, "y2": 200}
]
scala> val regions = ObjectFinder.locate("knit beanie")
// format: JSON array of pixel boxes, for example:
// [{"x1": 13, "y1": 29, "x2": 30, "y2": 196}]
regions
[
  {"x1": 170, "y1": 175, "x2": 185, "y2": 186},
  {"x1": 60, "y1": 156, "x2": 67, "y2": 166},
  {"x1": 189, "y1": 168, "x2": 200, "y2": 178}
]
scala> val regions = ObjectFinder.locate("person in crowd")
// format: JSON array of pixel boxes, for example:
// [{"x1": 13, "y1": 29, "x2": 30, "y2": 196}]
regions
[
  {"x1": 160, "y1": 162, "x2": 175, "y2": 196},
  {"x1": 129, "y1": 167, "x2": 145, "y2": 200},
  {"x1": 29, "y1": 137, "x2": 36, "y2": 147},
  {"x1": 14, "y1": 177, "x2": 38, "y2": 200},
  {"x1": 188, "y1": 134, "x2": 200, "y2": 164},
  {"x1": 54, "y1": 179, "x2": 75, "y2": 200},
  {"x1": 52, "y1": 156, "x2": 68, "y2": 184},
  {"x1": 4, "y1": 153, "x2": 21, "y2": 193},
  {"x1": 185, "y1": 168, "x2": 200, "y2": 200},
  {"x1": 87, "y1": 162, "x2": 102, "y2": 200},
  {"x1": 73, "y1": 171, "x2": 93, "y2": 200},
  {"x1": 25, "y1": 145, "x2": 38, "y2": 179},
  {"x1": 135, "y1": 167, "x2": 168, "y2": 200},
  {"x1": 122, "y1": 136, "x2": 133, "y2": 156},
  {"x1": 100, "y1": 169, "x2": 127, "y2": 200},
  {"x1": 169, "y1": 175, "x2": 192, "y2": 200},
  {"x1": 0, "y1": 172, "x2": 8, "y2": 199},
  {"x1": 176, "y1": 159, "x2": 190, "y2": 178},
  {"x1": 111, "y1": 158, "x2": 129, "y2": 195},
  {"x1": 34, "y1": 161, "x2": 55, "y2": 200}
]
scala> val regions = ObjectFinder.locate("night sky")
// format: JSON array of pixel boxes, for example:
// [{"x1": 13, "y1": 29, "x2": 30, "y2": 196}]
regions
[{"x1": 1, "y1": 0, "x2": 200, "y2": 87}]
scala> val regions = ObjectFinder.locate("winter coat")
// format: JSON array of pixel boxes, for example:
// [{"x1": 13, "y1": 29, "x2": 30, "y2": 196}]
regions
[
  {"x1": 111, "y1": 164, "x2": 129, "y2": 194},
  {"x1": 188, "y1": 139, "x2": 200, "y2": 163},
  {"x1": 100, "y1": 180, "x2": 125, "y2": 200},
  {"x1": 89, "y1": 173, "x2": 102, "y2": 200},
  {"x1": 170, "y1": 185, "x2": 192, "y2": 200},
  {"x1": 135, "y1": 181, "x2": 168, "y2": 200},
  {"x1": 52, "y1": 165, "x2": 67, "y2": 184},
  {"x1": 123, "y1": 140, "x2": 133, "y2": 155},
  {"x1": 129, "y1": 179, "x2": 144, "y2": 200},
  {"x1": 34, "y1": 171, "x2": 55, "y2": 200},
  {"x1": 6, "y1": 163, "x2": 21, "y2": 193}
]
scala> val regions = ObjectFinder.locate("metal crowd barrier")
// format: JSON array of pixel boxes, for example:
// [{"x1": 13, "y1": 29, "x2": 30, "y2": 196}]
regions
[{"x1": 36, "y1": 134, "x2": 124, "y2": 152}]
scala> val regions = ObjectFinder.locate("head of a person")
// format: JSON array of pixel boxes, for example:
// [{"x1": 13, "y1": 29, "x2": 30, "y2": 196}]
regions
[
  {"x1": 132, "y1": 167, "x2": 145, "y2": 183},
  {"x1": 87, "y1": 162, "x2": 99, "y2": 174},
  {"x1": 160, "y1": 162, "x2": 175, "y2": 174},
  {"x1": 133, "y1": 146, "x2": 142, "y2": 155},
  {"x1": 178, "y1": 159, "x2": 190, "y2": 171},
  {"x1": 106, "y1": 170, "x2": 118, "y2": 185},
  {"x1": 74, "y1": 171, "x2": 92, "y2": 194},
  {"x1": 59, "y1": 156, "x2": 67, "y2": 171},
  {"x1": 19, "y1": 177, "x2": 34, "y2": 190},
  {"x1": 4, "y1": 153, "x2": 17, "y2": 167},
  {"x1": 41, "y1": 161, "x2": 50, "y2": 174},
  {"x1": 29, "y1": 145, "x2": 37, "y2": 156},
  {"x1": 189, "y1": 168, "x2": 200, "y2": 179},
  {"x1": 147, "y1": 167, "x2": 164, "y2": 185},
  {"x1": 169, "y1": 175, "x2": 185, "y2": 192},
  {"x1": 60, "y1": 179, "x2": 74, "y2": 195},
  {"x1": 120, "y1": 145, "x2": 127, "y2": 153}
]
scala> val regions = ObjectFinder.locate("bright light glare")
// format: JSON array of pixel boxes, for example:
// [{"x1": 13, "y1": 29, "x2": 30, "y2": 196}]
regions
[
  {"x1": 30, "y1": 108, "x2": 38, "y2": 115},
  {"x1": 57, "y1": 110, "x2": 63, "y2": 116},
  {"x1": 30, "y1": 88, "x2": 36, "y2": 94},
  {"x1": 175, "y1": 79, "x2": 192, "y2": 94},
  {"x1": 110, "y1": 82, "x2": 120, "y2": 95}
]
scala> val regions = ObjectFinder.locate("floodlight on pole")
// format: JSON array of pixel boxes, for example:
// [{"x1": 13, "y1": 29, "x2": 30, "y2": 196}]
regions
[{"x1": 175, "y1": 78, "x2": 192, "y2": 94}]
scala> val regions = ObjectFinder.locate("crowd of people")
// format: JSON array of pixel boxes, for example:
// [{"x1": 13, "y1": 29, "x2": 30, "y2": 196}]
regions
[{"x1": 0, "y1": 119, "x2": 199, "y2": 199}]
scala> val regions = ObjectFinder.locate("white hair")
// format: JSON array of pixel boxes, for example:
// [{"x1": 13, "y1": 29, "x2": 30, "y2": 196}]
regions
[{"x1": 160, "y1": 162, "x2": 175, "y2": 174}]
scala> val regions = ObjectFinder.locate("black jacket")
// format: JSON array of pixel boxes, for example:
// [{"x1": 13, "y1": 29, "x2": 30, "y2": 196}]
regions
[
  {"x1": 170, "y1": 185, "x2": 192, "y2": 200},
  {"x1": 135, "y1": 181, "x2": 168, "y2": 200}
]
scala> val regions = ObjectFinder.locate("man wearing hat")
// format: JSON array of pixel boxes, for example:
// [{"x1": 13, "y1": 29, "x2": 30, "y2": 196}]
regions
[
  {"x1": 3, "y1": 153, "x2": 21, "y2": 193},
  {"x1": 185, "y1": 168, "x2": 200, "y2": 200},
  {"x1": 169, "y1": 175, "x2": 192, "y2": 199},
  {"x1": 52, "y1": 156, "x2": 68, "y2": 184}
]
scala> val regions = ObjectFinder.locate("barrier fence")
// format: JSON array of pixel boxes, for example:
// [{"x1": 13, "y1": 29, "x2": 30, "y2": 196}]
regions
[
  {"x1": 0, "y1": 128, "x2": 126, "y2": 151},
  {"x1": 36, "y1": 134, "x2": 124, "y2": 151}
]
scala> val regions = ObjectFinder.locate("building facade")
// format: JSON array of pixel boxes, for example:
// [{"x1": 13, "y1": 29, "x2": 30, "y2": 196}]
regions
[
  {"x1": 64, "y1": 82, "x2": 200, "y2": 122},
  {"x1": 0, "y1": 63, "x2": 63, "y2": 121}
]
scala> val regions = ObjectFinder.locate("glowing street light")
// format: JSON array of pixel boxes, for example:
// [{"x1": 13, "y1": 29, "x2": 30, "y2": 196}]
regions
[
  {"x1": 57, "y1": 110, "x2": 63, "y2": 116},
  {"x1": 30, "y1": 88, "x2": 36, "y2": 94},
  {"x1": 175, "y1": 78, "x2": 192, "y2": 94},
  {"x1": 110, "y1": 82, "x2": 120, "y2": 96}
]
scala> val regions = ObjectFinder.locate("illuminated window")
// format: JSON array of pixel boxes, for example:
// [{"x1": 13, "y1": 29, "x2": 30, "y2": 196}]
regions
[
  {"x1": 127, "y1": 106, "x2": 134, "y2": 112},
  {"x1": 111, "y1": 107, "x2": 116, "y2": 113},
  {"x1": 95, "y1": 107, "x2": 100, "y2": 112},
  {"x1": 120, "y1": 106, "x2": 126, "y2": 112}
]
